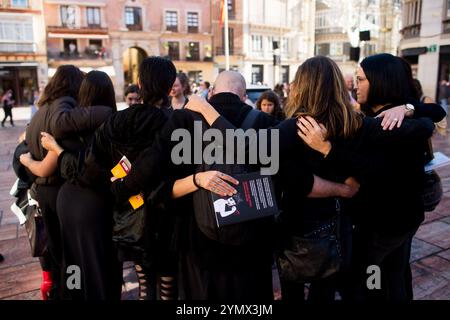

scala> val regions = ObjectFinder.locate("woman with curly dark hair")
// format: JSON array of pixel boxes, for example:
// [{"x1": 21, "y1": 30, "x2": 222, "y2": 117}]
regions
[{"x1": 256, "y1": 90, "x2": 285, "y2": 120}]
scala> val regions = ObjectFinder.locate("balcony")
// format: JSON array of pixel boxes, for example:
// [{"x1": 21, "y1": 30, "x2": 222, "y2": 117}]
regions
[
  {"x1": 401, "y1": 24, "x2": 421, "y2": 39},
  {"x1": 47, "y1": 25, "x2": 108, "y2": 35},
  {"x1": 315, "y1": 27, "x2": 344, "y2": 35},
  {"x1": 0, "y1": 42, "x2": 35, "y2": 53},
  {"x1": 215, "y1": 47, "x2": 238, "y2": 55},
  {"x1": 48, "y1": 47, "x2": 110, "y2": 61}
]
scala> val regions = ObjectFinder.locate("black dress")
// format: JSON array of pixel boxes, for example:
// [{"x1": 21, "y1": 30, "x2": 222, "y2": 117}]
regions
[{"x1": 59, "y1": 103, "x2": 168, "y2": 300}]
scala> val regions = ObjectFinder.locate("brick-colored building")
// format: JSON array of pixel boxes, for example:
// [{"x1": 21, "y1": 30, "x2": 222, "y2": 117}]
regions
[
  {"x1": 0, "y1": 0, "x2": 47, "y2": 106},
  {"x1": 44, "y1": 0, "x2": 114, "y2": 92},
  {"x1": 157, "y1": 0, "x2": 214, "y2": 84}
]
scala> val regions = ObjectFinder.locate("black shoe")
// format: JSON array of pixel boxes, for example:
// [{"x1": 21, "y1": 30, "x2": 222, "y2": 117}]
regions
[
  {"x1": 0, "y1": 254, "x2": 4, "y2": 263},
  {"x1": 1, "y1": 122, "x2": 4, "y2": 128}
]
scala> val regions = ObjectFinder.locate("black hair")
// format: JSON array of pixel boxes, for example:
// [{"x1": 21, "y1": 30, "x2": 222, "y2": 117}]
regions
[
  {"x1": 139, "y1": 56, "x2": 176, "y2": 106},
  {"x1": 124, "y1": 84, "x2": 140, "y2": 97},
  {"x1": 360, "y1": 53, "x2": 412, "y2": 110},
  {"x1": 78, "y1": 70, "x2": 117, "y2": 111},
  {"x1": 204, "y1": 81, "x2": 210, "y2": 89}
]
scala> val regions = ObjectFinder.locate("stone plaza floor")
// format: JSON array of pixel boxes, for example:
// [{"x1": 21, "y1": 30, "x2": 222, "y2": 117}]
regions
[{"x1": 1, "y1": 108, "x2": 450, "y2": 300}]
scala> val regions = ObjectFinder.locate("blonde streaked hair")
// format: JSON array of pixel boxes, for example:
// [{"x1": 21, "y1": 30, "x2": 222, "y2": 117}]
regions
[{"x1": 285, "y1": 56, "x2": 362, "y2": 139}]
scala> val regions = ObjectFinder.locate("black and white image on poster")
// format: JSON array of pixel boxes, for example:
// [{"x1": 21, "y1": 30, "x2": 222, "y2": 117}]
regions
[{"x1": 211, "y1": 172, "x2": 278, "y2": 227}]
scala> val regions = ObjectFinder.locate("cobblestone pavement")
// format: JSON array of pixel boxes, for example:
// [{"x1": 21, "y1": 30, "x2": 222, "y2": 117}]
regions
[{"x1": 1, "y1": 109, "x2": 450, "y2": 300}]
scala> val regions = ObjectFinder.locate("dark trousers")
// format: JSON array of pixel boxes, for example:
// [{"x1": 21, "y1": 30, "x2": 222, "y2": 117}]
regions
[
  {"x1": 345, "y1": 226, "x2": 417, "y2": 301},
  {"x1": 35, "y1": 184, "x2": 62, "y2": 299},
  {"x1": 2, "y1": 106, "x2": 13, "y2": 126}
]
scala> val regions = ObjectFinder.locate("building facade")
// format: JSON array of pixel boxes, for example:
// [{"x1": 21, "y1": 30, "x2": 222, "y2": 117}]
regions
[
  {"x1": 399, "y1": 0, "x2": 450, "y2": 100},
  {"x1": 43, "y1": 0, "x2": 213, "y2": 101},
  {"x1": 212, "y1": 0, "x2": 314, "y2": 88},
  {"x1": 44, "y1": 0, "x2": 114, "y2": 93},
  {"x1": 315, "y1": 0, "x2": 401, "y2": 76},
  {"x1": 0, "y1": 0, "x2": 47, "y2": 106},
  {"x1": 157, "y1": 0, "x2": 214, "y2": 84}
]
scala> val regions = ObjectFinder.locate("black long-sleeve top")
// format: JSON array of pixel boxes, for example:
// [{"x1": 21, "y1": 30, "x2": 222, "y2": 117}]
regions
[{"x1": 323, "y1": 115, "x2": 434, "y2": 235}]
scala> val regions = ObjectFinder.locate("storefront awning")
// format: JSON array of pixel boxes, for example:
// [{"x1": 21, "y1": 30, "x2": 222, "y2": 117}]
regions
[
  {"x1": 401, "y1": 47, "x2": 427, "y2": 57},
  {"x1": 0, "y1": 62, "x2": 38, "y2": 67},
  {"x1": 48, "y1": 33, "x2": 109, "y2": 39}
]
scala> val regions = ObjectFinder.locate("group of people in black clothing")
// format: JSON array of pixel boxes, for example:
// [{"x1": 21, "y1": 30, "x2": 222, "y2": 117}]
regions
[{"x1": 15, "y1": 53, "x2": 446, "y2": 301}]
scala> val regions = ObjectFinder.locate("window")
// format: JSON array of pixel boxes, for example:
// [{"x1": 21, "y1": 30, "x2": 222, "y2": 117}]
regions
[
  {"x1": 221, "y1": 27, "x2": 234, "y2": 53},
  {"x1": 125, "y1": 7, "x2": 142, "y2": 31},
  {"x1": 0, "y1": 19, "x2": 34, "y2": 52},
  {"x1": 165, "y1": 11, "x2": 178, "y2": 32},
  {"x1": 251, "y1": 65, "x2": 264, "y2": 84},
  {"x1": 330, "y1": 43, "x2": 343, "y2": 56},
  {"x1": 63, "y1": 39, "x2": 78, "y2": 56},
  {"x1": 315, "y1": 43, "x2": 330, "y2": 56},
  {"x1": 87, "y1": 7, "x2": 101, "y2": 28},
  {"x1": 227, "y1": 0, "x2": 235, "y2": 19},
  {"x1": 168, "y1": 41, "x2": 180, "y2": 60},
  {"x1": 281, "y1": 66, "x2": 289, "y2": 84},
  {"x1": 11, "y1": 0, "x2": 28, "y2": 8},
  {"x1": 251, "y1": 35, "x2": 263, "y2": 52},
  {"x1": 343, "y1": 42, "x2": 351, "y2": 57},
  {"x1": 61, "y1": 5, "x2": 77, "y2": 28},
  {"x1": 187, "y1": 41, "x2": 200, "y2": 61},
  {"x1": 404, "y1": 0, "x2": 422, "y2": 26},
  {"x1": 281, "y1": 38, "x2": 289, "y2": 54},
  {"x1": 447, "y1": 0, "x2": 450, "y2": 18},
  {"x1": 187, "y1": 12, "x2": 199, "y2": 33},
  {"x1": 403, "y1": 0, "x2": 422, "y2": 37}
]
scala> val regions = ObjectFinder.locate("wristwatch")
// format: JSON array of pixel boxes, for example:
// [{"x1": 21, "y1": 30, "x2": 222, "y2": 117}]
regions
[{"x1": 404, "y1": 103, "x2": 415, "y2": 113}]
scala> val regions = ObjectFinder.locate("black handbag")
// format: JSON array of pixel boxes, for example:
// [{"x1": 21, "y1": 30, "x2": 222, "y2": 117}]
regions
[
  {"x1": 423, "y1": 139, "x2": 443, "y2": 212},
  {"x1": 24, "y1": 201, "x2": 48, "y2": 257},
  {"x1": 112, "y1": 202, "x2": 146, "y2": 262},
  {"x1": 277, "y1": 199, "x2": 351, "y2": 283},
  {"x1": 423, "y1": 170, "x2": 443, "y2": 212}
]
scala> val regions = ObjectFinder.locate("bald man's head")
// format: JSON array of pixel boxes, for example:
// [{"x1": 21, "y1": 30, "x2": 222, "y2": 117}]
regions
[{"x1": 212, "y1": 71, "x2": 247, "y2": 101}]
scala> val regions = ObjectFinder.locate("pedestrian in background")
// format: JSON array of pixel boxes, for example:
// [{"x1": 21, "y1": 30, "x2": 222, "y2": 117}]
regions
[
  {"x1": 438, "y1": 79, "x2": 450, "y2": 114},
  {"x1": 170, "y1": 73, "x2": 190, "y2": 110},
  {"x1": 2, "y1": 89, "x2": 15, "y2": 127}
]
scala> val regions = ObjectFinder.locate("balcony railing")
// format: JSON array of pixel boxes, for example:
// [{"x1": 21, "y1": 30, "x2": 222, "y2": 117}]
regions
[
  {"x1": 216, "y1": 47, "x2": 239, "y2": 55},
  {"x1": 0, "y1": 42, "x2": 35, "y2": 53},
  {"x1": 47, "y1": 25, "x2": 108, "y2": 33},
  {"x1": 401, "y1": 24, "x2": 421, "y2": 39},
  {"x1": 48, "y1": 48, "x2": 109, "y2": 60},
  {"x1": 315, "y1": 27, "x2": 344, "y2": 35}
]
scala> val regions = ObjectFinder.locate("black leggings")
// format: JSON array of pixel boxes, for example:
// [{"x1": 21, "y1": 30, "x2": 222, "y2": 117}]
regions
[{"x1": 2, "y1": 106, "x2": 13, "y2": 125}]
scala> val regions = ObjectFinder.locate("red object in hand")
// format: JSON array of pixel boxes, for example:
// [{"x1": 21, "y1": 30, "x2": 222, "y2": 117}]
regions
[{"x1": 40, "y1": 271, "x2": 52, "y2": 300}]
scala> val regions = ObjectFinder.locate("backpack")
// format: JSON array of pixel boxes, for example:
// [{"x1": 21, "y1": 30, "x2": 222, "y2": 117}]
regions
[{"x1": 192, "y1": 109, "x2": 273, "y2": 246}]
